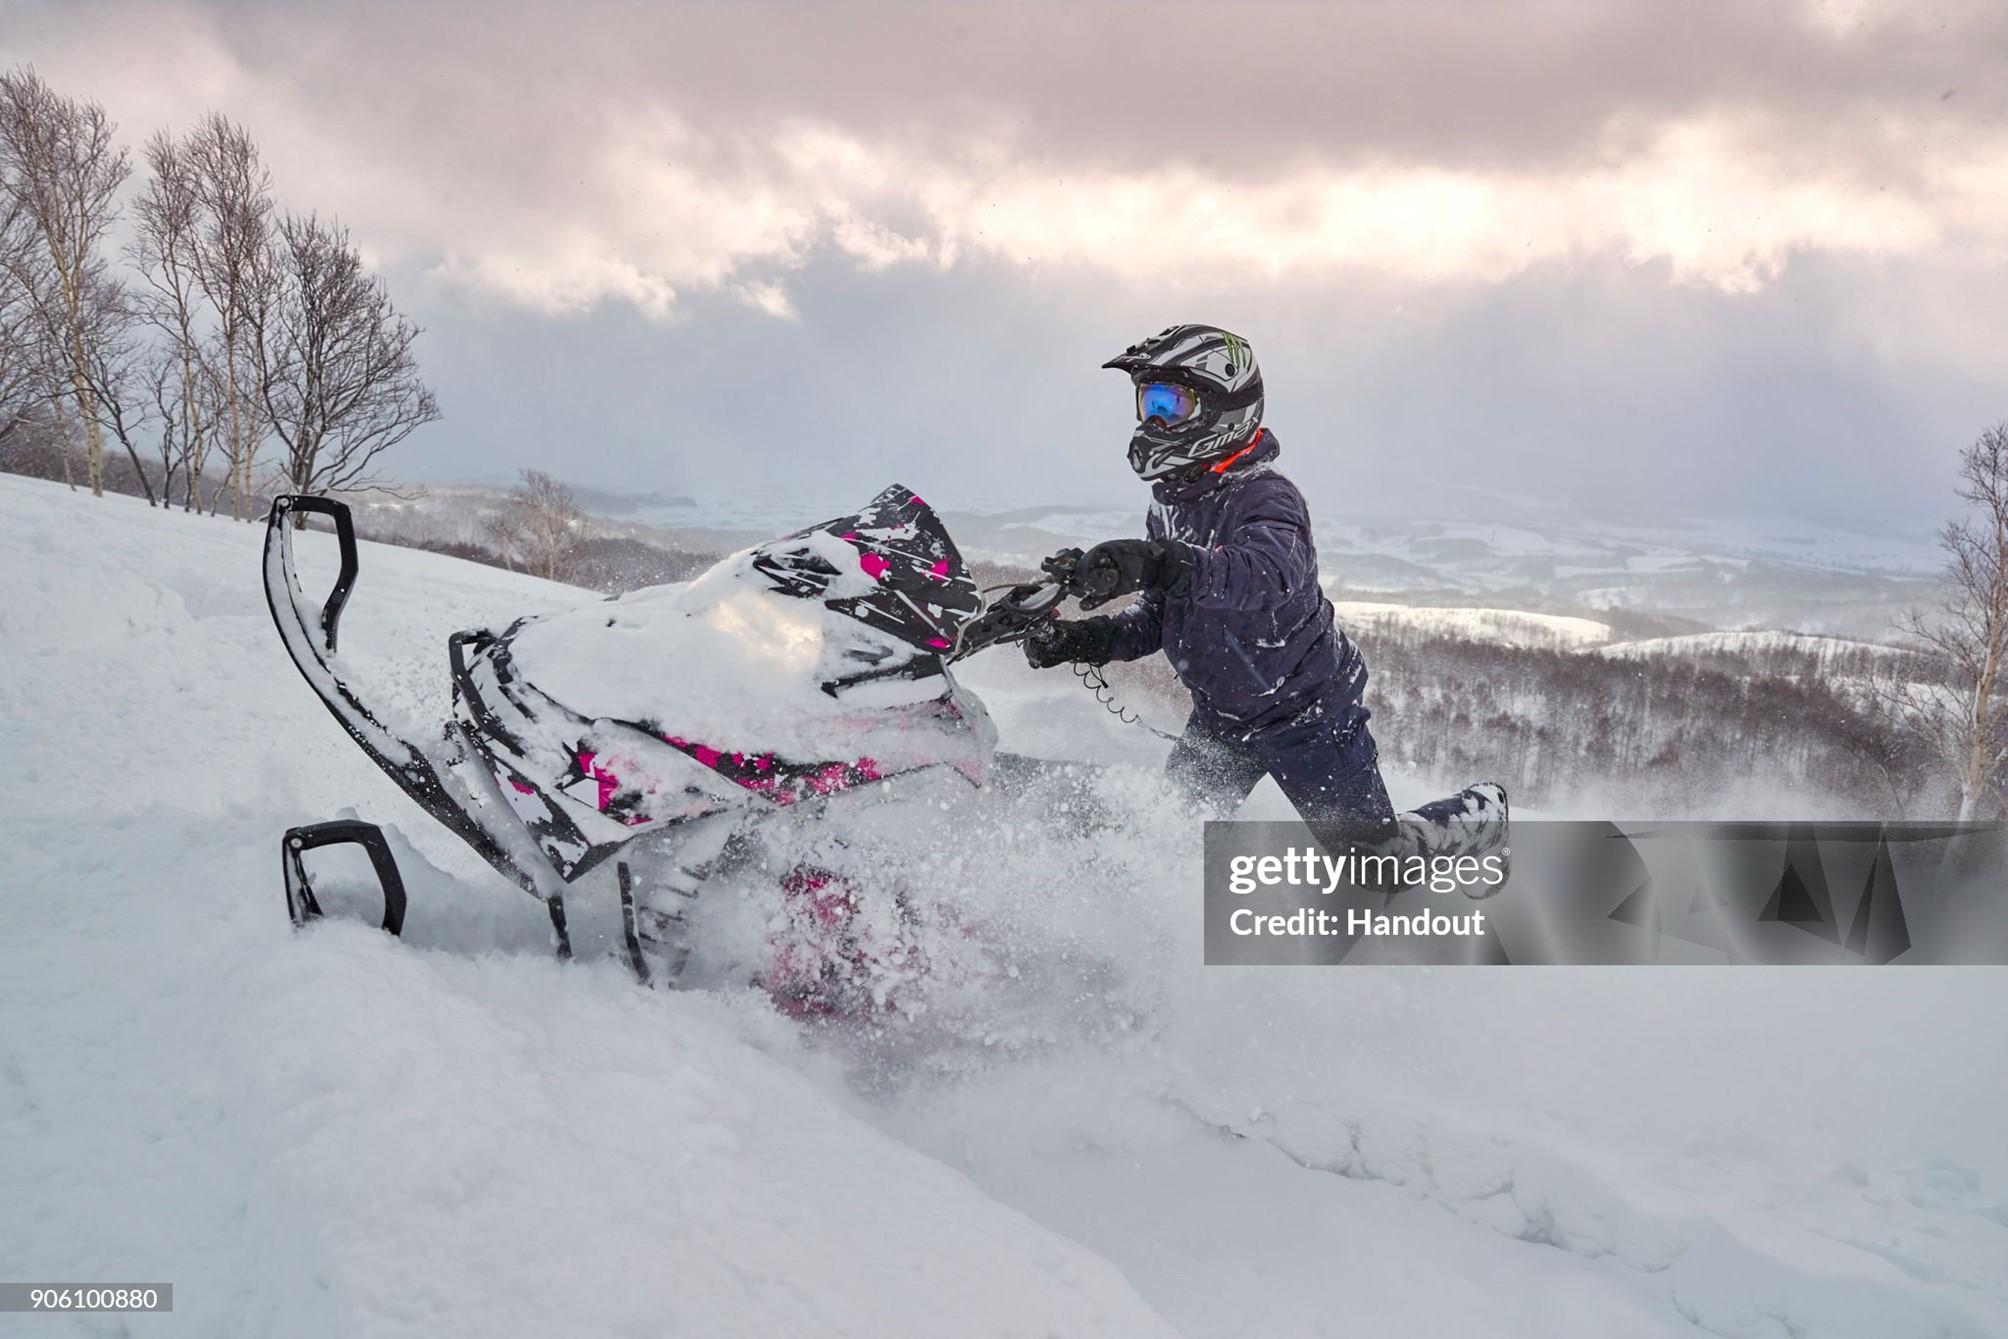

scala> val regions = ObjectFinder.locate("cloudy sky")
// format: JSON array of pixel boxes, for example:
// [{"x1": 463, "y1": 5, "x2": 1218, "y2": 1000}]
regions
[{"x1": 5, "y1": 0, "x2": 2004, "y2": 530}]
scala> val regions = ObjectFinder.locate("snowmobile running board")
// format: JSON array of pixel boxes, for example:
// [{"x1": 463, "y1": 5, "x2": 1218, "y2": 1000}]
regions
[{"x1": 263, "y1": 495, "x2": 574, "y2": 956}]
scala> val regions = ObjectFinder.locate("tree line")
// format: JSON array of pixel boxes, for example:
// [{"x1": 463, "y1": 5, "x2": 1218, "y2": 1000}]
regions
[
  {"x1": 0, "y1": 66, "x2": 437, "y2": 515},
  {"x1": 1358, "y1": 633, "x2": 1938, "y2": 817}
]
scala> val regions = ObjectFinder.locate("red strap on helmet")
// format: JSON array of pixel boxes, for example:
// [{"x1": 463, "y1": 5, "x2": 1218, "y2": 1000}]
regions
[{"x1": 1209, "y1": 431, "x2": 1264, "y2": 475}]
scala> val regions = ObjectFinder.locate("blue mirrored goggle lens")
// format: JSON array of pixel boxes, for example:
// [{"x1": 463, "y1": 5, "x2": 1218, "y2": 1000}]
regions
[{"x1": 1136, "y1": 381, "x2": 1200, "y2": 425}]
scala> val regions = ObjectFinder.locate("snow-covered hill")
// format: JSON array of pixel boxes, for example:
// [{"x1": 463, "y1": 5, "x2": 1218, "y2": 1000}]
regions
[
  {"x1": 4, "y1": 472, "x2": 2006, "y2": 1338},
  {"x1": 1330, "y1": 599, "x2": 1617, "y2": 650},
  {"x1": 1598, "y1": 628, "x2": 1909, "y2": 668},
  {"x1": 1318, "y1": 598, "x2": 1904, "y2": 666}
]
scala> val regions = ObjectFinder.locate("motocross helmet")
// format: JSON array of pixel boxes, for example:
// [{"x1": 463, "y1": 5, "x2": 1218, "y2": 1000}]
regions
[{"x1": 1102, "y1": 323, "x2": 1264, "y2": 482}]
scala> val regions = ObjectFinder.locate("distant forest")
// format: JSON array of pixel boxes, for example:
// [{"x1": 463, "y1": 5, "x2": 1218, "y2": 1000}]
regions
[
  {"x1": 1360, "y1": 628, "x2": 1943, "y2": 818},
  {"x1": 1100, "y1": 619, "x2": 1949, "y2": 820}
]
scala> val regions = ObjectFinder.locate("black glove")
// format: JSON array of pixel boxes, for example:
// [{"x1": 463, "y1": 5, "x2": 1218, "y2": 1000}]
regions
[
  {"x1": 1023, "y1": 616, "x2": 1119, "y2": 669},
  {"x1": 1064, "y1": 538, "x2": 1197, "y2": 610}
]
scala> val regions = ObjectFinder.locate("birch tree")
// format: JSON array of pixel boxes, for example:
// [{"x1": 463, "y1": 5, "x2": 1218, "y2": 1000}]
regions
[
  {"x1": 258, "y1": 211, "x2": 439, "y2": 497},
  {"x1": 0, "y1": 181, "x2": 41, "y2": 443},
  {"x1": 483, "y1": 470, "x2": 588, "y2": 582},
  {"x1": 1868, "y1": 423, "x2": 2008, "y2": 819},
  {"x1": 184, "y1": 113, "x2": 273, "y2": 519},
  {"x1": 0, "y1": 67, "x2": 130, "y2": 497},
  {"x1": 130, "y1": 129, "x2": 205, "y2": 507},
  {"x1": 76, "y1": 288, "x2": 161, "y2": 504}
]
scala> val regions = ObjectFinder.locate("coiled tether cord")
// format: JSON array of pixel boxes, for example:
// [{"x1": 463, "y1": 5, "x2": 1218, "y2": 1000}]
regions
[
  {"x1": 965, "y1": 580, "x2": 1183, "y2": 744},
  {"x1": 1071, "y1": 660, "x2": 1182, "y2": 743}
]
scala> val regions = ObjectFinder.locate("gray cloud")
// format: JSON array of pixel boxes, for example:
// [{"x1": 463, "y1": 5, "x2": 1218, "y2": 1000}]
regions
[
  {"x1": 11, "y1": 0, "x2": 2003, "y2": 314},
  {"x1": 185, "y1": 0, "x2": 2008, "y2": 172},
  {"x1": 3, "y1": 0, "x2": 2002, "y2": 536}
]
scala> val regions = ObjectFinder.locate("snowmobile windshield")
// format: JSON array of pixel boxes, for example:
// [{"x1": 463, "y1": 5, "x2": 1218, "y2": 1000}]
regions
[{"x1": 747, "y1": 484, "x2": 983, "y2": 660}]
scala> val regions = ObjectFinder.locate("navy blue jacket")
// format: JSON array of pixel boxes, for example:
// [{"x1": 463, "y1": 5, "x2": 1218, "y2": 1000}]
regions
[{"x1": 1107, "y1": 430, "x2": 1365, "y2": 735}]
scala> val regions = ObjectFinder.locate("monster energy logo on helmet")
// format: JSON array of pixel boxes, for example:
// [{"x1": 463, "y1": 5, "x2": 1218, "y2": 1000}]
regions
[
  {"x1": 1102, "y1": 324, "x2": 1266, "y2": 483},
  {"x1": 1219, "y1": 332, "x2": 1250, "y2": 376}
]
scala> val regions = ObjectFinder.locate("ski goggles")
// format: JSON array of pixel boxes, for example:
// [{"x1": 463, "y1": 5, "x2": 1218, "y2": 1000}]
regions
[{"x1": 1135, "y1": 380, "x2": 1201, "y2": 426}]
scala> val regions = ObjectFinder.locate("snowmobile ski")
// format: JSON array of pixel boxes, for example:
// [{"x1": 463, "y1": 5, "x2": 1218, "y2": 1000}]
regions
[{"x1": 264, "y1": 495, "x2": 575, "y2": 948}]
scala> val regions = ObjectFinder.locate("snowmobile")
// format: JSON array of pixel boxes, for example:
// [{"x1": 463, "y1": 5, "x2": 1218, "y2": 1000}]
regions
[{"x1": 264, "y1": 485, "x2": 1507, "y2": 1004}]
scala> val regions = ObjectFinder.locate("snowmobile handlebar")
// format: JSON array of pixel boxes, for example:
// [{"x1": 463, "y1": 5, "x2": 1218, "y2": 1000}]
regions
[
  {"x1": 951, "y1": 577, "x2": 1070, "y2": 660},
  {"x1": 1038, "y1": 548, "x2": 1082, "y2": 590},
  {"x1": 268, "y1": 494, "x2": 360, "y2": 655},
  {"x1": 943, "y1": 547, "x2": 1088, "y2": 660}
]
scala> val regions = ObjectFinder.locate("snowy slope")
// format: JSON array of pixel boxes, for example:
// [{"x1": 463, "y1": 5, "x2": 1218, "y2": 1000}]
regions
[
  {"x1": 1323, "y1": 600, "x2": 1914, "y2": 666},
  {"x1": 1599, "y1": 629, "x2": 1906, "y2": 666},
  {"x1": 0, "y1": 476, "x2": 1177, "y2": 1338},
  {"x1": 1329, "y1": 598, "x2": 1616, "y2": 649},
  {"x1": 5, "y1": 471, "x2": 2007, "y2": 1339}
]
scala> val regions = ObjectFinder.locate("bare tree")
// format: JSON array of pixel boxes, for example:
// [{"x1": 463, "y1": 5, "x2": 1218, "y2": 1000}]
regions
[
  {"x1": 0, "y1": 67, "x2": 131, "y2": 497},
  {"x1": 0, "y1": 179, "x2": 41, "y2": 442},
  {"x1": 480, "y1": 502, "x2": 527, "y2": 573},
  {"x1": 258, "y1": 211, "x2": 439, "y2": 497},
  {"x1": 184, "y1": 113, "x2": 273, "y2": 519},
  {"x1": 76, "y1": 282, "x2": 163, "y2": 505},
  {"x1": 134, "y1": 352, "x2": 190, "y2": 508},
  {"x1": 129, "y1": 127, "x2": 215, "y2": 509},
  {"x1": 1866, "y1": 423, "x2": 2008, "y2": 819},
  {"x1": 483, "y1": 470, "x2": 589, "y2": 582}
]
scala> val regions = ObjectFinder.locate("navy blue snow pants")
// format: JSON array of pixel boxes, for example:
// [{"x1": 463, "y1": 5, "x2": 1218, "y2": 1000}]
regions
[{"x1": 1165, "y1": 698, "x2": 1397, "y2": 832}]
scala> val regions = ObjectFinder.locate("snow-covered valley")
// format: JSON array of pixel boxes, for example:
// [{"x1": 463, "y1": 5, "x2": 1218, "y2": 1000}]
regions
[{"x1": 3, "y1": 471, "x2": 2005, "y2": 1338}]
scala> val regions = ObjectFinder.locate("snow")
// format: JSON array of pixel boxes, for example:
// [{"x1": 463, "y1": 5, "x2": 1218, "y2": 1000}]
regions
[
  {"x1": 1599, "y1": 629, "x2": 1907, "y2": 665},
  {"x1": 1316, "y1": 599, "x2": 1914, "y2": 670},
  {"x1": 4, "y1": 470, "x2": 2007, "y2": 1338},
  {"x1": 0, "y1": 476, "x2": 1168, "y2": 1337},
  {"x1": 1328, "y1": 598, "x2": 1616, "y2": 649},
  {"x1": 505, "y1": 551, "x2": 975, "y2": 768}
]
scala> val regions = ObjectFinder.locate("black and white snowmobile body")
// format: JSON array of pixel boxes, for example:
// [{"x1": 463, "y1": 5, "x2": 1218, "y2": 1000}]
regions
[
  {"x1": 265, "y1": 486, "x2": 1037, "y2": 975},
  {"x1": 265, "y1": 484, "x2": 1510, "y2": 994},
  {"x1": 438, "y1": 483, "x2": 995, "y2": 881}
]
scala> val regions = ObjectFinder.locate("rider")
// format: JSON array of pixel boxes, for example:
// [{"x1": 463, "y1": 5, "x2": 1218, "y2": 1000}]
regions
[{"x1": 1025, "y1": 324, "x2": 1396, "y2": 832}]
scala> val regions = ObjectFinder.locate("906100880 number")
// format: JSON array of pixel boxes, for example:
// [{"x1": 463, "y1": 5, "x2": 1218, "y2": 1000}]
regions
[
  {"x1": 2, "y1": 1284, "x2": 172, "y2": 1312},
  {"x1": 34, "y1": 1288, "x2": 158, "y2": 1310}
]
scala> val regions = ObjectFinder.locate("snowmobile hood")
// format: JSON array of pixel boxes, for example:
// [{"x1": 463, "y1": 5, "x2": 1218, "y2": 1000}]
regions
[{"x1": 488, "y1": 485, "x2": 993, "y2": 767}]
